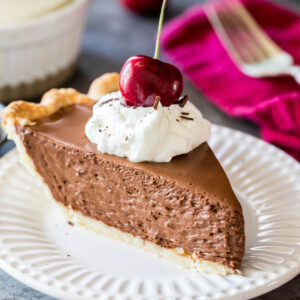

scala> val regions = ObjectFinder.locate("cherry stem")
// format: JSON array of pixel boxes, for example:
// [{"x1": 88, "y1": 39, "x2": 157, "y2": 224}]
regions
[{"x1": 154, "y1": 0, "x2": 167, "y2": 59}]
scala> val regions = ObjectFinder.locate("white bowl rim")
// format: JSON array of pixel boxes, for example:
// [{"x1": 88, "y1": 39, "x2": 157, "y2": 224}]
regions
[{"x1": 0, "y1": 0, "x2": 90, "y2": 32}]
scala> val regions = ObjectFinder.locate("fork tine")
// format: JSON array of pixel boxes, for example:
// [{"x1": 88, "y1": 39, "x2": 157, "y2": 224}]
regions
[
  {"x1": 225, "y1": 0, "x2": 269, "y2": 61},
  {"x1": 216, "y1": 2, "x2": 264, "y2": 64},
  {"x1": 225, "y1": 0, "x2": 279, "y2": 60},
  {"x1": 205, "y1": 2, "x2": 245, "y2": 65},
  {"x1": 205, "y1": 0, "x2": 282, "y2": 66},
  {"x1": 225, "y1": 0, "x2": 270, "y2": 62},
  {"x1": 207, "y1": 1, "x2": 261, "y2": 65},
  {"x1": 232, "y1": 0, "x2": 281, "y2": 57}
]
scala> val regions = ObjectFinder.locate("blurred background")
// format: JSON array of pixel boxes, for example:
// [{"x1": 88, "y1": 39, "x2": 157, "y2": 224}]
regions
[
  {"x1": 1, "y1": 0, "x2": 300, "y2": 147},
  {"x1": 67, "y1": 0, "x2": 299, "y2": 136}
]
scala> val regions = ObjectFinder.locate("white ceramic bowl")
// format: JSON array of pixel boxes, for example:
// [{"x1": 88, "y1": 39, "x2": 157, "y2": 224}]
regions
[{"x1": 0, "y1": 0, "x2": 90, "y2": 103}]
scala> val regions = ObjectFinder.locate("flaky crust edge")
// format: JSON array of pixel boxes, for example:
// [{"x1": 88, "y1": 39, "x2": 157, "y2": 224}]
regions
[{"x1": 1, "y1": 72, "x2": 120, "y2": 130}]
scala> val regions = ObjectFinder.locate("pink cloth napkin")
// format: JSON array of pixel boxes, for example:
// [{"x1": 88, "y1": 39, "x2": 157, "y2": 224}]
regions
[{"x1": 161, "y1": 0, "x2": 300, "y2": 161}]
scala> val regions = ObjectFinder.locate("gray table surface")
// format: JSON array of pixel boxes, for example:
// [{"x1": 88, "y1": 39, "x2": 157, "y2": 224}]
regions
[{"x1": 0, "y1": 0, "x2": 300, "y2": 299}]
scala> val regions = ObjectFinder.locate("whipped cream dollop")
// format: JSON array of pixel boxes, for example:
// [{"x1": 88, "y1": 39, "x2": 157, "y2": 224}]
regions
[{"x1": 85, "y1": 91, "x2": 211, "y2": 163}]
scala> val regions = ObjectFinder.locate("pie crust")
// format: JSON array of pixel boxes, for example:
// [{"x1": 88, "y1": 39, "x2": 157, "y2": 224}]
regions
[{"x1": 1, "y1": 73, "x2": 242, "y2": 276}]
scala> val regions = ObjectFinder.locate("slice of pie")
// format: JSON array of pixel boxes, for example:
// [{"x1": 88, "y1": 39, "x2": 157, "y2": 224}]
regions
[{"x1": 2, "y1": 73, "x2": 245, "y2": 276}]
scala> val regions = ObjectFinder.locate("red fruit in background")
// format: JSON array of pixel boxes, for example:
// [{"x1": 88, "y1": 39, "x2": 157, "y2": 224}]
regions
[
  {"x1": 119, "y1": 55, "x2": 183, "y2": 107},
  {"x1": 119, "y1": 0, "x2": 163, "y2": 15}
]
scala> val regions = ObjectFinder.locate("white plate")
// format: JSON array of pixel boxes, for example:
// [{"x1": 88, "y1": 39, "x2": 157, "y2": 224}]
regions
[{"x1": 0, "y1": 125, "x2": 299, "y2": 300}]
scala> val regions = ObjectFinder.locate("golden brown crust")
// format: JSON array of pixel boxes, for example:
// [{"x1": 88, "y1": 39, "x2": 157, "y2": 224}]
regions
[
  {"x1": 88, "y1": 72, "x2": 119, "y2": 99},
  {"x1": 1, "y1": 88, "x2": 94, "y2": 129},
  {"x1": 1, "y1": 73, "x2": 120, "y2": 130}
]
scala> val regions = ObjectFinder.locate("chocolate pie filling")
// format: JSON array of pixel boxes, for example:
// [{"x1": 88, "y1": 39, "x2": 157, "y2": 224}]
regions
[{"x1": 16, "y1": 103, "x2": 245, "y2": 269}]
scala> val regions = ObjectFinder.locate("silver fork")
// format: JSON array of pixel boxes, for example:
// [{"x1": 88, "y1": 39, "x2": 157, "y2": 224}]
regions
[{"x1": 204, "y1": 0, "x2": 300, "y2": 83}]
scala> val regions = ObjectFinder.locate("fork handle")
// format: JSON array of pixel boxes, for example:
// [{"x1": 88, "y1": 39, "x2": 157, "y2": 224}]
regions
[{"x1": 285, "y1": 65, "x2": 300, "y2": 84}]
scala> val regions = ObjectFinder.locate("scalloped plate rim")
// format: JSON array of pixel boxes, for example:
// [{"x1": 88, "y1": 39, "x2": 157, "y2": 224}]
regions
[{"x1": 0, "y1": 124, "x2": 299, "y2": 300}]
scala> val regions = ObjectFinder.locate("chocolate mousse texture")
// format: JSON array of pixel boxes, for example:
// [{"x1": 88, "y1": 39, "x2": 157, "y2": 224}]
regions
[{"x1": 16, "y1": 103, "x2": 245, "y2": 270}]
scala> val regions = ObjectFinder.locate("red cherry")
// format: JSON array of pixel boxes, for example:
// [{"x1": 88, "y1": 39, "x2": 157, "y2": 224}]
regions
[
  {"x1": 119, "y1": 55, "x2": 183, "y2": 107},
  {"x1": 119, "y1": 0, "x2": 163, "y2": 15}
]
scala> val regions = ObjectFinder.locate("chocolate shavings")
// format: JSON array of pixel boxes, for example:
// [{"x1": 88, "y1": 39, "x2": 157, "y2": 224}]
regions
[
  {"x1": 153, "y1": 96, "x2": 161, "y2": 110},
  {"x1": 178, "y1": 95, "x2": 189, "y2": 107},
  {"x1": 180, "y1": 115, "x2": 194, "y2": 121},
  {"x1": 98, "y1": 98, "x2": 119, "y2": 107}
]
